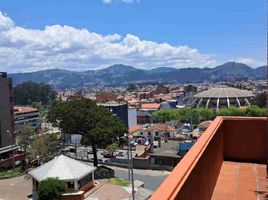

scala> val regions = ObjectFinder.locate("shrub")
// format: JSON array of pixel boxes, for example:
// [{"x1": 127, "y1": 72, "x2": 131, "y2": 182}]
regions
[{"x1": 37, "y1": 177, "x2": 67, "y2": 200}]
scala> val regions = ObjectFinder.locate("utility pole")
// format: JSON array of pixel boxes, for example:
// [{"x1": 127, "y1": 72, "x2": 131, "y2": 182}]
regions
[
  {"x1": 125, "y1": 133, "x2": 135, "y2": 199},
  {"x1": 129, "y1": 142, "x2": 135, "y2": 200},
  {"x1": 7, "y1": 130, "x2": 15, "y2": 172},
  {"x1": 189, "y1": 91, "x2": 193, "y2": 132},
  {"x1": 126, "y1": 134, "x2": 131, "y2": 181}
]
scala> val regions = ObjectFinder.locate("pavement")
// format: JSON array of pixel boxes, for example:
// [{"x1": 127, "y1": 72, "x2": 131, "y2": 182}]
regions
[
  {"x1": 109, "y1": 166, "x2": 170, "y2": 191},
  {"x1": 0, "y1": 174, "x2": 32, "y2": 200},
  {"x1": 85, "y1": 179, "x2": 152, "y2": 200}
]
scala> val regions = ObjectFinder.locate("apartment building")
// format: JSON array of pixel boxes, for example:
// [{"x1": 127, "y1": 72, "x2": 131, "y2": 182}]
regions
[
  {"x1": 14, "y1": 106, "x2": 40, "y2": 130},
  {"x1": 0, "y1": 72, "x2": 14, "y2": 148}
]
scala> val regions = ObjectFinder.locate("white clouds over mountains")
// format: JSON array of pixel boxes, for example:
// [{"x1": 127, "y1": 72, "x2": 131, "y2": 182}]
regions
[{"x1": 0, "y1": 12, "x2": 223, "y2": 73}]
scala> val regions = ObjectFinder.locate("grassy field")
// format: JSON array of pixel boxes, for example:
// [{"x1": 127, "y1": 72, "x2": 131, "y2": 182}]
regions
[
  {"x1": 107, "y1": 178, "x2": 130, "y2": 186},
  {"x1": 0, "y1": 168, "x2": 23, "y2": 179}
]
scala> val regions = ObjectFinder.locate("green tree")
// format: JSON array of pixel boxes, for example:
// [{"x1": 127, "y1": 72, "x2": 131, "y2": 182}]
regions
[
  {"x1": 192, "y1": 108, "x2": 215, "y2": 124},
  {"x1": 153, "y1": 109, "x2": 190, "y2": 123},
  {"x1": 47, "y1": 99, "x2": 127, "y2": 166},
  {"x1": 106, "y1": 143, "x2": 118, "y2": 154},
  {"x1": 217, "y1": 106, "x2": 267, "y2": 117},
  {"x1": 217, "y1": 107, "x2": 247, "y2": 116},
  {"x1": 252, "y1": 92, "x2": 267, "y2": 108},
  {"x1": 30, "y1": 134, "x2": 60, "y2": 162},
  {"x1": 16, "y1": 125, "x2": 35, "y2": 153},
  {"x1": 37, "y1": 177, "x2": 67, "y2": 200},
  {"x1": 14, "y1": 81, "x2": 56, "y2": 105},
  {"x1": 245, "y1": 105, "x2": 267, "y2": 117}
]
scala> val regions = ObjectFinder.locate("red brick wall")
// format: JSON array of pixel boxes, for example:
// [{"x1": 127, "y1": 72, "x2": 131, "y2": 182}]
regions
[
  {"x1": 223, "y1": 118, "x2": 267, "y2": 163},
  {"x1": 80, "y1": 181, "x2": 94, "y2": 192}
]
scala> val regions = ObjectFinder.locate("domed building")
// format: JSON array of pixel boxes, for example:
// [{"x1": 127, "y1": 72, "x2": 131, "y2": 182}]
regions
[{"x1": 192, "y1": 86, "x2": 254, "y2": 109}]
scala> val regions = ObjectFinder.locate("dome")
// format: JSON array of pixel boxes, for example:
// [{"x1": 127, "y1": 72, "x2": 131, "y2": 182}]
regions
[{"x1": 193, "y1": 87, "x2": 254, "y2": 109}]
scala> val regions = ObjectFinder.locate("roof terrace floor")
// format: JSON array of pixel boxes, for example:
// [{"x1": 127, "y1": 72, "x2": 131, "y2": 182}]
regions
[{"x1": 212, "y1": 161, "x2": 268, "y2": 200}]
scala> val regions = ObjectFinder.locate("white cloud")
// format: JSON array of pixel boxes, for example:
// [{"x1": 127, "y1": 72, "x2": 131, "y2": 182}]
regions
[
  {"x1": 103, "y1": 0, "x2": 140, "y2": 4},
  {"x1": 234, "y1": 57, "x2": 265, "y2": 68},
  {"x1": 0, "y1": 11, "x2": 217, "y2": 73}
]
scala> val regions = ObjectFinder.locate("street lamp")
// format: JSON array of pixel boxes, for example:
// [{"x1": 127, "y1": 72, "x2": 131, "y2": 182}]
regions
[
  {"x1": 124, "y1": 133, "x2": 131, "y2": 182},
  {"x1": 126, "y1": 134, "x2": 135, "y2": 200},
  {"x1": 6, "y1": 130, "x2": 15, "y2": 172},
  {"x1": 123, "y1": 133, "x2": 135, "y2": 199}
]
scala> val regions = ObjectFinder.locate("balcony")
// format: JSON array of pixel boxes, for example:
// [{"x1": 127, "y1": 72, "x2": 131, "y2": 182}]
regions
[{"x1": 150, "y1": 117, "x2": 268, "y2": 200}]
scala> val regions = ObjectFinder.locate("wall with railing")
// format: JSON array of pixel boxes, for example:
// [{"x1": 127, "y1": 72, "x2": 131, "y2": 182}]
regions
[{"x1": 150, "y1": 117, "x2": 267, "y2": 200}]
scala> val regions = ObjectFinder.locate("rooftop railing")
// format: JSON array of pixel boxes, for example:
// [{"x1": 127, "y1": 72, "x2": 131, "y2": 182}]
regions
[{"x1": 150, "y1": 116, "x2": 267, "y2": 200}]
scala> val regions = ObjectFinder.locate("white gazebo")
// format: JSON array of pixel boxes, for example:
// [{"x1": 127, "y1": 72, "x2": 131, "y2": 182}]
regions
[{"x1": 29, "y1": 155, "x2": 96, "y2": 195}]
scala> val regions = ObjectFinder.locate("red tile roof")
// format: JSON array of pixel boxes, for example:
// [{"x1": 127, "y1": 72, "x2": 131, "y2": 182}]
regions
[
  {"x1": 14, "y1": 106, "x2": 38, "y2": 115},
  {"x1": 141, "y1": 103, "x2": 160, "y2": 110}
]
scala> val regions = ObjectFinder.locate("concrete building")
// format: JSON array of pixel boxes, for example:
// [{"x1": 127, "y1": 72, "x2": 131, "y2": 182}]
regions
[
  {"x1": 98, "y1": 103, "x2": 129, "y2": 128},
  {"x1": 0, "y1": 72, "x2": 14, "y2": 148},
  {"x1": 128, "y1": 107, "x2": 137, "y2": 128},
  {"x1": 14, "y1": 106, "x2": 40, "y2": 130}
]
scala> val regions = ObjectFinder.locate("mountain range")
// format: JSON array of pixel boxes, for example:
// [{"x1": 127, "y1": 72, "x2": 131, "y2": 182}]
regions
[{"x1": 9, "y1": 62, "x2": 267, "y2": 89}]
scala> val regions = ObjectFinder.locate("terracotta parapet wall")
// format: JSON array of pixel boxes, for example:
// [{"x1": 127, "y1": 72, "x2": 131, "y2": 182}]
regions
[{"x1": 150, "y1": 117, "x2": 268, "y2": 200}]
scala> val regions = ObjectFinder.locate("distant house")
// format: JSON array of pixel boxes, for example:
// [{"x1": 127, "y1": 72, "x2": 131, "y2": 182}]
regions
[
  {"x1": 140, "y1": 103, "x2": 160, "y2": 111},
  {"x1": 155, "y1": 85, "x2": 169, "y2": 95},
  {"x1": 137, "y1": 111, "x2": 153, "y2": 124},
  {"x1": 130, "y1": 123, "x2": 176, "y2": 144},
  {"x1": 29, "y1": 155, "x2": 96, "y2": 200},
  {"x1": 95, "y1": 91, "x2": 117, "y2": 102},
  {"x1": 198, "y1": 120, "x2": 212, "y2": 132}
]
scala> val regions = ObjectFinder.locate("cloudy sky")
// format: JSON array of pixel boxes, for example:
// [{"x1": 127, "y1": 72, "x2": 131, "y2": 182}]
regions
[{"x1": 0, "y1": 0, "x2": 266, "y2": 73}]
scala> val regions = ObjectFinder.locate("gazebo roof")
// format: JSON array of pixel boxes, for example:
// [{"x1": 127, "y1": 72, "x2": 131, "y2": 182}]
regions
[{"x1": 29, "y1": 155, "x2": 96, "y2": 182}]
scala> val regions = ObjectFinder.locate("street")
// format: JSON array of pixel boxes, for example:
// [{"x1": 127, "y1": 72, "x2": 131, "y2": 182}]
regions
[{"x1": 109, "y1": 166, "x2": 170, "y2": 191}]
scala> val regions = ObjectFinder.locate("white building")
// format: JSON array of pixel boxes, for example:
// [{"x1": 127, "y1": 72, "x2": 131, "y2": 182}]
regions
[
  {"x1": 29, "y1": 155, "x2": 96, "y2": 198},
  {"x1": 130, "y1": 124, "x2": 176, "y2": 144}
]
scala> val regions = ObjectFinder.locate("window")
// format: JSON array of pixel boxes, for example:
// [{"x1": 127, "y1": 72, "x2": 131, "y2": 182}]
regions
[{"x1": 67, "y1": 182, "x2": 75, "y2": 189}]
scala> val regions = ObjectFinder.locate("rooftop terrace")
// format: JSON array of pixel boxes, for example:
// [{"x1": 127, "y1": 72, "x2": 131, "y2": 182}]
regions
[{"x1": 150, "y1": 116, "x2": 268, "y2": 200}]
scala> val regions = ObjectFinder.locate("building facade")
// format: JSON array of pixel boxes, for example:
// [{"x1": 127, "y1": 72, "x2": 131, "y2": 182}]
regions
[
  {"x1": 0, "y1": 72, "x2": 14, "y2": 148},
  {"x1": 14, "y1": 106, "x2": 40, "y2": 130},
  {"x1": 98, "y1": 103, "x2": 129, "y2": 128}
]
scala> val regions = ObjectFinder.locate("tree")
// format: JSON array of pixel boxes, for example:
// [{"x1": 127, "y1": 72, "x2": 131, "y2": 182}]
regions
[
  {"x1": 47, "y1": 99, "x2": 127, "y2": 166},
  {"x1": 217, "y1": 106, "x2": 267, "y2": 117},
  {"x1": 31, "y1": 102, "x2": 47, "y2": 120},
  {"x1": 217, "y1": 107, "x2": 246, "y2": 116},
  {"x1": 106, "y1": 143, "x2": 118, "y2": 154},
  {"x1": 16, "y1": 125, "x2": 36, "y2": 153},
  {"x1": 253, "y1": 92, "x2": 267, "y2": 108},
  {"x1": 30, "y1": 134, "x2": 61, "y2": 162},
  {"x1": 14, "y1": 81, "x2": 56, "y2": 105},
  {"x1": 37, "y1": 177, "x2": 67, "y2": 200},
  {"x1": 245, "y1": 105, "x2": 267, "y2": 117},
  {"x1": 192, "y1": 108, "x2": 215, "y2": 124}
]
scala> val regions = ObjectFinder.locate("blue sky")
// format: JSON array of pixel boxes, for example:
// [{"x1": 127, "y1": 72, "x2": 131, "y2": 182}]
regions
[{"x1": 0, "y1": 0, "x2": 266, "y2": 72}]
